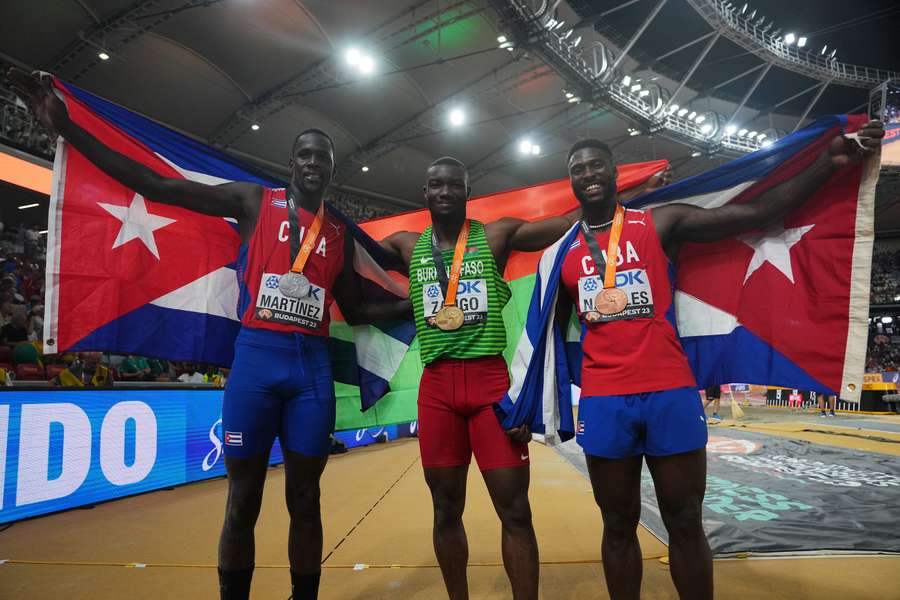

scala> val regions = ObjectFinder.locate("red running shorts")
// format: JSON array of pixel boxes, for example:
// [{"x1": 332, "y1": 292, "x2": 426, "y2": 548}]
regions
[{"x1": 417, "y1": 355, "x2": 530, "y2": 471}]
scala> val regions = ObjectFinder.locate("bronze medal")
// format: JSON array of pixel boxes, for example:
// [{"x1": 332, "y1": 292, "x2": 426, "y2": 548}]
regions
[
  {"x1": 594, "y1": 287, "x2": 628, "y2": 315},
  {"x1": 435, "y1": 305, "x2": 465, "y2": 331}
]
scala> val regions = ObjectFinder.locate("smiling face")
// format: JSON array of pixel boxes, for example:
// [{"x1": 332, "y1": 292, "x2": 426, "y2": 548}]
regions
[
  {"x1": 289, "y1": 132, "x2": 335, "y2": 196},
  {"x1": 568, "y1": 147, "x2": 617, "y2": 210},
  {"x1": 424, "y1": 163, "x2": 470, "y2": 223}
]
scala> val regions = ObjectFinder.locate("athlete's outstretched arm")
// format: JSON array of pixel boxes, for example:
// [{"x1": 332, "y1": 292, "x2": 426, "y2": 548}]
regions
[
  {"x1": 492, "y1": 208, "x2": 581, "y2": 254},
  {"x1": 618, "y1": 168, "x2": 673, "y2": 203},
  {"x1": 6, "y1": 68, "x2": 258, "y2": 220},
  {"x1": 652, "y1": 121, "x2": 884, "y2": 248},
  {"x1": 333, "y1": 234, "x2": 412, "y2": 325}
]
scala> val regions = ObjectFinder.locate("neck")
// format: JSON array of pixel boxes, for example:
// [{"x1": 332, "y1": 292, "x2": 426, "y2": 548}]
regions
[
  {"x1": 432, "y1": 214, "x2": 466, "y2": 245},
  {"x1": 289, "y1": 183, "x2": 323, "y2": 213},
  {"x1": 581, "y1": 198, "x2": 618, "y2": 227}
]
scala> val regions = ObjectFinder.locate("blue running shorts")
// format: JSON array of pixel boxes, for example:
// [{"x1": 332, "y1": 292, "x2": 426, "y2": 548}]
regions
[
  {"x1": 222, "y1": 327, "x2": 335, "y2": 458},
  {"x1": 576, "y1": 387, "x2": 708, "y2": 458}
]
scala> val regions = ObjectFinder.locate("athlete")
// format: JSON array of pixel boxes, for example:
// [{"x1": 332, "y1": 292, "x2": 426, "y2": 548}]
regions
[
  {"x1": 703, "y1": 385, "x2": 721, "y2": 420},
  {"x1": 8, "y1": 68, "x2": 409, "y2": 600},
  {"x1": 556, "y1": 123, "x2": 883, "y2": 600}
]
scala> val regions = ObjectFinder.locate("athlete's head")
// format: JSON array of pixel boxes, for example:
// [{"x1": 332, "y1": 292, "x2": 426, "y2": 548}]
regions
[
  {"x1": 567, "y1": 139, "x2": 617, "y2": 208},
  {"x1": 424, "y1": 156, "x2": 470, "y2": 221},
  {"x1": 289, "y1": 128, "x2": 336, "y2": 196}
]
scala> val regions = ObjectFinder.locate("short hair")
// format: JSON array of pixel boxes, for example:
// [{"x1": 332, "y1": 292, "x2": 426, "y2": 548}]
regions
[
  {"x1": 292, "y1": 128, "x2": 336, "y2": 156},
  {"x1": 568, "y1": 138, "x2": 613, "y2": 162},
  {"x1": 428, "y1": 156, "x2": 468, "y2": 180}
]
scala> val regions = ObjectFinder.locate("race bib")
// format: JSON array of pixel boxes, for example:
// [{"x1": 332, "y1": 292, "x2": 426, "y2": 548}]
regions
[
  {"x1": 577, "y1": 268, "x2": 654, "y2": 322},
  {"x1": 255, "y1": 272, "x2": 325, "y2": 330},
  {"x1": 421, "y1": 278, "x2": 488, "y2": 327}
]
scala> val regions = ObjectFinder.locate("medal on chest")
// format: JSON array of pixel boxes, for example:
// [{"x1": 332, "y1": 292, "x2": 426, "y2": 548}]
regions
[
  {"x1": 280, "y1": 196, "x2": 323, "y2": 299},
  {"x1": 431, "y1": 221, "x2": 471, "y2": 332},
  {"x1": 581, "y1": 205, "x2": 628, "y2": 322}
]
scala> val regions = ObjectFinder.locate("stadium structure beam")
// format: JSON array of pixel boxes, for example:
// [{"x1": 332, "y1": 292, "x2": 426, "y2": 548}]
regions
[
  {"x1": 610, "y1": 0, "x2": 669, "y2": 72},
  {"x1": 660, "y1": 32, "x2": 721, "y2": 115},
  {"x1": 707, "y1": 62, "x2": 767, "y2": 93},
  {"x1": 728, "y1": 62, "x2": 772, "y2": 123},
  {"x1": 573, "y1": 0, "x2": 645, "y2": 30},
  {"x1": 653, "y1": 31, "x2": 717, "y2": 63},
  {"x1": 792, "y1": 81, "x2": 830, "y2": 132},
  {"x1": 770, "y1": 82, "x2": 826, "y2": 111}
]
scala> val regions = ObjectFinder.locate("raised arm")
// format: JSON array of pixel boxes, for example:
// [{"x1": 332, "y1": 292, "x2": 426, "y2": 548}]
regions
[
  {"x1": 488, "y1": 207, "x2": 581, "y2": 256},
  {"x1": 333, "y1": 232, "x2": 412, "y2": 325},
  {"x1": 653, "y1": 121, "x2": 884, "y2": 250},
  {"x1": 7, "y1": 69, "x2": 259, "y2": 221}
]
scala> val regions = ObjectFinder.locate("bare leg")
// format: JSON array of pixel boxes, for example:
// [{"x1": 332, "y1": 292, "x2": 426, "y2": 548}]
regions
[
  {"x1": 424, "y1": 465, "x2": 470, "y2": 600},
  {"x1": 284, "y1": 450, "x2": 329, "y2": 576},
  {"x1": 219, "y1": 453, "x2": 270, "y2": 569},
  {"x1": 585, "y1": 454, "x2": 644, "y2": 600},
  {"x1": 482, "y1": 466, "x2": 539, "y2": 600}
]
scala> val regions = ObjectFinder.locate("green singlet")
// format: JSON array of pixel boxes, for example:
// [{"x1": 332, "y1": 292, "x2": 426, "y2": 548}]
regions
[{"x1": 409, "y1": 220, "x2": 511, "y2": 365}]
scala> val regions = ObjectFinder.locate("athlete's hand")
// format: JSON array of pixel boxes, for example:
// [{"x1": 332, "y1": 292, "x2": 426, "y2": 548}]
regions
[
  {"x1": 829, "y1": 120, "x2": 884, "y2": 168},
  {"x1": 645, "y1": 168, "x2": 673, "y2": 192},
  {"x1": 505, "y1": 424, "x2": 532, "y2": 444},
  {"x1": 6, "y1": 68, "x2": 70, "y2": 136}
]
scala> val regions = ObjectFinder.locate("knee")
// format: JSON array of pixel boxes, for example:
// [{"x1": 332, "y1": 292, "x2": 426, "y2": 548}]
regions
[
  {"x1": 224, "y1": 487, "x2": 264, "y2": 531},
  {"x1": 660, "y1": 498, "x2": 704, "y2": 542},
  {"x1": 496, "y1": 495, "x2": 533, "y2": 532},
  {"x1": 286, "y1": 481, "x2": 321, "y2": 520},
  {"x1": 432, "y1": 495, "x2": 465, "y2": 530},
  {"x1": 600, "y1": 510, "x2": 640, "y2": 547}
]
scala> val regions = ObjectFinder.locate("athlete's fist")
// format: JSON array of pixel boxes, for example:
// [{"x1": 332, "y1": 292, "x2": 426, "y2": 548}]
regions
[
  {"x1": 5, "y1": 68, "x2": 70, "y2": 137},
  {"x1": 645, "y1": 168, "x2": 673, "y2": 192},
  {"x1": 829, "y1": 120, "x2": 884, "y2": 168},
  {"x1": 505, "y1": 424, "x2": 532, "y2": 444}
]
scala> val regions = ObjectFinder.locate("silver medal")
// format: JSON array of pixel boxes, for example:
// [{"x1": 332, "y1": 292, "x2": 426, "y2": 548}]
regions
[{"x1": 279, "y1": 272, "x2": 310, "y2": 298}]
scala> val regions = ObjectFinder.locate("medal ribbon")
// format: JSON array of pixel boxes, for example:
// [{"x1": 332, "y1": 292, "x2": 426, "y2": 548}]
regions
[
  {"x1": 287, "y1": 195, "x2": 325, "y2": 275},
  {"x1": 580, "y1": 204, "x2": 625, "y2": 289},
  {"x1": 430, "y1": 219, "x2": 470, "y2": 307}
]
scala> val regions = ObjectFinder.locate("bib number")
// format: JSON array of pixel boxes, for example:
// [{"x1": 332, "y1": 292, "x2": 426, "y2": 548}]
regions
[
  {"x1": 577, "y1": 269, "x2": 654, "y2": 322},
  {"x1": 422, "y1": 278, "x2": 488, "y2": 327},
  {"x1": 256, "y1": 272, "x2": 325, "y2": 329}
]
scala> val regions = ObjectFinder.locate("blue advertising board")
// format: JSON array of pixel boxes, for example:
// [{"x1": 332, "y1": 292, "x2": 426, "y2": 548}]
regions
[{"x1": 0, "y1": 390, "x2": 416, "y2": 524}]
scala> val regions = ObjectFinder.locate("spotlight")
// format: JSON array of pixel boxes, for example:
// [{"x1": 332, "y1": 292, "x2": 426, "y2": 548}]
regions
[
  {"x1": 554, "y1": 20, "x2": 565, "y2": 30},
  {"x1": 565, "y1": 91, "x2": 574, "y2": 99},
  {"x1": 687, "y1": 111, "x2": 697, "y2": 120},
  {"x1": 98, "y1": 51, "x2": 110, "y2": 61},
  {"x1": 784, "y1": 33, "x2": 796, "y2": 45},
  {"x1": 678, "y1": 108, "x2": 688, "y2": 117},
  {"x1": 250, "y1": 123, "x2": 260, "y2": 131},
  {"x1": 531, "y1": 144, "x2": 541, "y2": 155},
  {"x1": 820, "y1": 45, "x2": 828, "y2": 55},
  {"x1": 695, "y1": 115, "x2": 706, "y2": 124},
  {"x1": 361, "y1": 166, "x2": 370, "y2": 172},
  {"x1": 622, "y1": 75, "x2": 632, "y2": 86},
  {"x1": 358, "y1": 55, "x2": 375, "y2": 75},
  {"x1": 747, "y1": 131, "x2": 758, "y2": 139},
  {"x1": 756, "y1": 133, "x2": 767, "y2": 141},
  {"x1": 741, "y1": 3, "x2": 747, "y2": 14},
  {"x1": 573, "y1": 36, "x2": 582, "y2": 47},
  {"x1": 691, "y1": 151, "x2": 702, "y2": 157},
  {"x1": 631, "y1": 84, "x2": 642, "y2": 92},
  {"x1": 449, "y1": 108, "x2": 465, "y2": 127},
  {"x1": 519, "y1": 139, "x2": 533, "y2": 154},
  {"x1": 738, "y1": 128, "x2": 748, "y2": 136},
  {"x1": 639, "y1": 89, "x2": 650, "y2": 97},
  {"x1": 497, "y1": 35, "x2": 507, "y2": 43},
  {"x1": 629, "y1": 129, "x2": 641, "y2": 136},
  {"x1": 345, "y1": 47, "x2": 361, "y2": 65},
  {"x1": 700, "y1": 123, "x2": 713, "y2": 134},
  {"x1": 883, "y1": 316, "x2": 894, "y2": 324},
  {"x1": 669, "y1": 104, "x2": 680, "y2": 114},
  {"x1": 562, "y1": 29, "x2": 573, "y2": 40},
  {"x1": 761, "y1": 139, "x2": 773, "y2": 147},
  {"x1": 568, "y1": 96, "x2": 581, "y2": 103},
  {"x1": 725, "y1": 124, "x2": 737, "y2": 135},
  {"x1": 830, "y1": 48, "x2": 837, "y2": 59},
  {"x1": 797, "y1": 36, "x2": 807, "y2": 48}
]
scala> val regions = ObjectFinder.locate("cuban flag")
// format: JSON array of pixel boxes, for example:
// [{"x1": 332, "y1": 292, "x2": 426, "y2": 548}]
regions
[
  {"x1": 44, "y1": 79, "x2": 410, "y2": 409},
  {"x1": 495, "y1": 114, "x2": 879, "y2": 444}
]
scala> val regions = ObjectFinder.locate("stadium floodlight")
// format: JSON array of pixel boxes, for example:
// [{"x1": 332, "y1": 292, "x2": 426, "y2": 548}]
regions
[
  {"x1": 622, "y1": 75, "x2": 632, "y2": 87},
  {"x1": 631, "y1": 84, "x2": 642, "y2": 92},
  {"x1": 545, "y1": 19, "x2": 556, "y2": 30},
  {"x1": 761, "y1": 139, "x2": 773, "y2": 147},
  {"x1": 519, "y1": 139, "x2": 533, "y2": 154},
  {"x1": 669, "y1": 104, "x2": 680, "y2": 114},
  {"x1": 639, "y1": 89, "x2": 650, "y2": 97},
  {"x1": 895, "y1": 295, "x2": 900, "y2": 302},
  {"x1": 821, "y1": 45, "x2": 828, "y2": 55},
  {"x1": 695, "y1": 114, "x2": 706, "y2": 124},
  {"x1": 497, "y1": 35, "x2": 507, "y2": 43},
  {"x1": 741, "y1": 3, "x2": 747, "y2": 14},
  {"x1": 749, "y1": 9, "x2": 757, "y2": 18},
  {"x1": 565, "y1": 91, "x2": 574, "y2": 99},
  {"x1": 562, "y1": 29, "x2": 573, "y2": 40},
  {"x1": 687, "y1": 111, "x2": 697, "y2": 120},
  {"x1": 250, "y1": 123, "x2": 260, "y2": 131},
  {"x1": 725, "y1": 124, "x2": 738, "y2": 135},
  {"x1": 629, "y1": 129, "x2": 641, "y2": 136},
  {"x1": 700, "y1": 123, "x2": 713, "y2": 134},
  {"x1": 883, "y1": 316, "x2": 894, "y2": 324},
  {"x1": 361, "y1": 166, "x2": 370, "y2": 172},
  {"x1": 358, "y1": 55, "x2": 375, "y2": 75},
  {"x1": 798, "y1": 36, "x2": 807, "y2": 48},
  {"x1": 757, "y1": 133, "x2": 767, "y2": 141},
  {"x1": 747, "y1": 131, "x2": 758, "y2": 139},
  {"x1": 691, "y1": 151, "x2": 702, "y2": 157},
  {"x1": 98, "y1": 51, "x2": 110, "y2": 61},
  {"x1": 554, "y1": 20, "x2": 566, "y2": 30},
  {"x1": 573, "y1": 36, "x2": 582, "y2": 48},
  {"x1": 531, "y1": 144, "x2": 541, "y2": 155},
  {"x1": 38, "y1": 230, "x2": 48, "y2": 235},
  {"x1": 568, "y1": 96, "x2": 581, "y2": 103},
  {"x1": 678, "y1": 108, "x2": 689, "y2": 117},
  {"x1": 345, "y1": 47, "x2": 361, "y2": 65},
  {"x1": 784, "y1": 33, "x2": 796, "y2": 45},
  {"x1": 738, "y1": 128, "x2": 749, "y2": 136},
  {"x1": 449, "y1": 108, "x2": 466, "y2": 127},
  {"x1": 830, "y1": 48, "x2": 837, "y2": 59},
  {"x1": 17, "y1": 203, "x2": 39, "y2": 210}
]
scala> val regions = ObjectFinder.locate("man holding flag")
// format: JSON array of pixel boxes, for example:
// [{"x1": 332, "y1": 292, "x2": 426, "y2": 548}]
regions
[
  {"x1": 8, "y1": 69, "x2": 409, "y2": 600},
  {"x1": 500, "y1": 121, "x2": 883, "y2": 600}
]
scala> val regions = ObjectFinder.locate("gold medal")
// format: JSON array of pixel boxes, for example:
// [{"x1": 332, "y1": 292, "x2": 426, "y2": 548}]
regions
[
  {"x1": 435, "y1": 305, "x2": 465, "y2": 331},
  {"x1": 594, "y1": 287, "x2": 628, "y2": 315}
]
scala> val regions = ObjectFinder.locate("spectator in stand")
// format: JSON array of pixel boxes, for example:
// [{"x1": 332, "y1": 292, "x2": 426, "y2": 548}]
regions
[
  {"x1": 0, "y1": 300, "x2": 14, "y2": 328},
  {"x1": 177, "y1": 362, "x2": 205, "y2": 383},
  {"x1": 54, "y1": 352, "x2": 113, "y2": 387},
  {"x1": 119, "y1": 354, "x2": 153, "y2": 381},
  {"x1": 30, "y1": 303, "x2": 43, "y2": 339},
  {"x1": 2, "y1": 306, "x2": 31, "y2": 346},
  {"x1": 147, "y1": 357, "x2": 171, "y2": 381}
]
